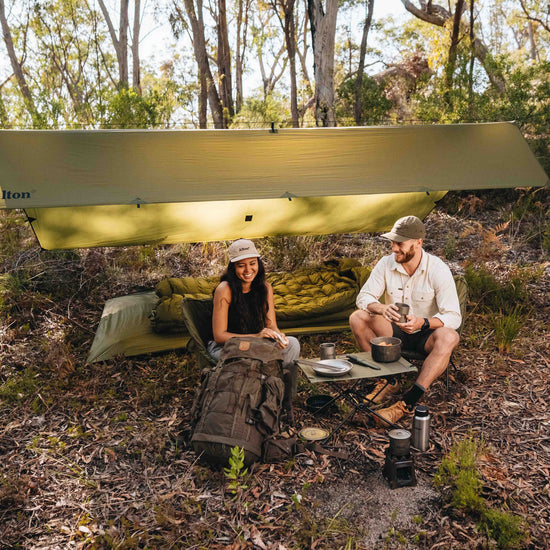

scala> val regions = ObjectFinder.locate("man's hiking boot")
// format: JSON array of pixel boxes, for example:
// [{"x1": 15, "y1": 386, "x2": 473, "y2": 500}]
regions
[
  {"x1": 374, "y1": 400, "x2": 412, "y2": 427},
  {"x1": 365, "y1": 379, "x2": 400, "y2": 404}
]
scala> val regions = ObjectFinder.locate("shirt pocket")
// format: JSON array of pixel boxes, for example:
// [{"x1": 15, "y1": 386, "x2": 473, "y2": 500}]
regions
[
  {"x1": 387, "y1": 288, "x2": 401, "y2": 302},
  {"x1": 412, "y1": 288, "x2": 435, "y2": 304}
]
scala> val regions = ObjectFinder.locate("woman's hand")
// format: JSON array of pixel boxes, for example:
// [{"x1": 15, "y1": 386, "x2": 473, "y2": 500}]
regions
[{"x1": 257, "y1": 328, "x2": 289, "y2": 348}]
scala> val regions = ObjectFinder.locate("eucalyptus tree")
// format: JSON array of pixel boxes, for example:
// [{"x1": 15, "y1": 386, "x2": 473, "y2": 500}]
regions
[
  {"x1": 354, "y1": 0, "x2": 375, "y2": 124},
  {"x1": 400, "y1": 0, "x2": 507, "y2": 93},
  {"x1": 171, "y1": 0, "x2": 224, "y2": 128},
  {"x1": 96, "y1": 0, "x2": 143, "y2": 91},
  {"x1": 307, "y1": 0, "x2": 338, "y2": 126},
  {"x1": 269, "y1": 0, "x2": 300, "y2": 126},
  {"x1": 0, "y1": 0, "x2": 40, "y2": 125}
]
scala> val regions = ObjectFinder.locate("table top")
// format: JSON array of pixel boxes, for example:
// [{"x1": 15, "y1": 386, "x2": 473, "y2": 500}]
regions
[{"x1": 298, "y1": 351, "x2": 417, "y2": 384}]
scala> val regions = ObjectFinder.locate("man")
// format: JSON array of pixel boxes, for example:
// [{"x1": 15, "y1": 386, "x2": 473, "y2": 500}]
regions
[{"x1": 349, "y1": 215, "x2": 461, "y2": 426}]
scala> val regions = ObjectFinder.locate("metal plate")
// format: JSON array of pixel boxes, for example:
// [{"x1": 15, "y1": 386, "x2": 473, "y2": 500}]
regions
[
  {"x1": 299, "y1": 427, "x2": 330, "y2": 441},
  {"x1": 312, "y1": 359, "x2": 353, "y2": 377}
]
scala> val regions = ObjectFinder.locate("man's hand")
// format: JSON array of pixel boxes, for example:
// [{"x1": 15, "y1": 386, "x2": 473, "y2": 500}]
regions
[
  {"x1": 381, "y1": 304, "x2": 400, "y2": 323},
  {"x1": 395, "y1": 314, "x2": 423, "y2": 334}
]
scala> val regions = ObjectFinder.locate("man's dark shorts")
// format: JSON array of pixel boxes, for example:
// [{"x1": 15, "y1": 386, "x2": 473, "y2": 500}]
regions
[{"x1": 392, "y1": 325, "x2": 434, "y2": 355}]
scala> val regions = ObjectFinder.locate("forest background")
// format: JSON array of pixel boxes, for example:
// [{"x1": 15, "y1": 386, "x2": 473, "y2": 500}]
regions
[
  {"x1": 0, "y1": 0, "x2": 548, "y2": 152},
  {"x1": 1, "y1": 0, "x2": 550, "y2": 548}
]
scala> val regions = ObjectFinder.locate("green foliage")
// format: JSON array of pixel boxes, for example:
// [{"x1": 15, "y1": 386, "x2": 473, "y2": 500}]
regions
[
  {"x1": 102, "y1": 88, "x2": 169, "y2": 129},
  {"x1": 434, "y1": 435, "x2": 485, "y2": 514},
  {"x1": 463, "y1": 263, "x2": 530, "y2": 315},
  {"x1": 224, "y1": 446, "x2": 248, "y2": 495},
  {"x1": 335, "y1": 76, "x2": 392, "y2": 125},
  {"x1": 493, "y1": 305, "x2": 529, "y2": 354},
  {"x1": 232, "y1": 93, "x2": 288, "y2": 128},
  {"x1": 434, "y1": 435, "x2": 529, "y2": 549},
  {"x1": 0, "y1": 367, "x2": 40, "y2": 403},
  {"x1": 464, "y1": 263, "x2": 534, "y2": 353},
  {"x1": 480, "y1": 507, "x2": 529, "y2": 550}
]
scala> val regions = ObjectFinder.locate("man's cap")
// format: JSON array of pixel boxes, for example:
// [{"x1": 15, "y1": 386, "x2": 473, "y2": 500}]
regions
[
  {"x1": 381, "y1": 216, "x2": 426, "y2": 242},
  {"x1": 228, "y1": 239, "x2": 261, "y2": 262}
]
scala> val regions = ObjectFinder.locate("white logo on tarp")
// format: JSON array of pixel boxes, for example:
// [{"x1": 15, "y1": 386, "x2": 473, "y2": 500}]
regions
[{"x1": 2, "y1": 190, "x2": 31, "y2": 200}]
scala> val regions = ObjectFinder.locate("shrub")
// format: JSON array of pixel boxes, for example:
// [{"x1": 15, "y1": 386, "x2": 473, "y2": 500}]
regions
[{"x1": 434, "y1": 436, "x2": 529, "y2": 549}]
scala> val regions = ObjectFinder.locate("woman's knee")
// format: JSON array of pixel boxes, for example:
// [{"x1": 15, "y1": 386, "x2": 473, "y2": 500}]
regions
[{"x1": 283, "y1": 336, "x2": 300, "y2": 364}]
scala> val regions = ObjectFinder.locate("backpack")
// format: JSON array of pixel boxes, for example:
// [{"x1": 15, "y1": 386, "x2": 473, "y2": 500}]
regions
[{"x1": 190, "y1": 337, "x2": 286, "y2": 466}]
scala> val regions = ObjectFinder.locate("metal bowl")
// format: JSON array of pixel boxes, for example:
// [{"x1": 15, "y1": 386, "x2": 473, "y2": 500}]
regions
[{"x1": 370, "y1": 336, "x2": 402, "y2": 363}]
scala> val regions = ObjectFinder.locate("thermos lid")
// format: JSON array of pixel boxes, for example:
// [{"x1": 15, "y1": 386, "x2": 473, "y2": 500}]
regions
[{"x1": 415, "y1": 404, "x2": 429, "y2": 417}]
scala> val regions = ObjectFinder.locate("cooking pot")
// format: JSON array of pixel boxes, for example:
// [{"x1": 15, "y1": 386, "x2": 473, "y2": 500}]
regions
[{"x1": 370, "y1": 336, "x2": 402, "y2": 363}]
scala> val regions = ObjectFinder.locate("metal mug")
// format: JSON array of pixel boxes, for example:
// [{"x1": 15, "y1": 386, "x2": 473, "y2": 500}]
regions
[
  {"x1": 395, "y1": 302, "x2": 410, "y2": 323},
  {"x1": 320, "y1": 342, "x2": 336, "y2": 360}
]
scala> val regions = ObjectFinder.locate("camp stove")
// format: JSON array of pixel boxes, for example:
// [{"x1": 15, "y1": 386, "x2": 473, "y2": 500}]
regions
[{"x1": 383, "y1": 429, "x2": 417, "y2": 489}]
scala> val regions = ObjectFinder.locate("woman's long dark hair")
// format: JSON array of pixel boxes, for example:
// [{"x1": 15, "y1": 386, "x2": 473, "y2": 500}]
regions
[{"x1": 219, "y1": 258, "x2": 268, "y2": 333}]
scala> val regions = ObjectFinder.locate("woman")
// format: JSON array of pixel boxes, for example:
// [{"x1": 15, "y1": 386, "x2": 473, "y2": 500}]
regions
[{"x1": 207, "y1": 239, "x2": 300, "y2": 379}]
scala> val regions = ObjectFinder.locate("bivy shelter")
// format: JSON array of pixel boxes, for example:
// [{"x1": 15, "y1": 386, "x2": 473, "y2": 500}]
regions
[{"x1": 1, "y1": 122, "x2": 547, "y2": 362}]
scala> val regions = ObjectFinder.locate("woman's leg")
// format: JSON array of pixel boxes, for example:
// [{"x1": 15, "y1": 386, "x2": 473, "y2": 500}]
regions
[
  {"x1": 282, "y1": 336, "x2": 300, "y2": 399},
  {"x1": 206, "y1": 340, "x2": 223, "y2": 362}
]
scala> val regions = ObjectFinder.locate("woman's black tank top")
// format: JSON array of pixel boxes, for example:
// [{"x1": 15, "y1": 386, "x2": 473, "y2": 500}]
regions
[{"x1": 227, "y1": 290, "x2": 263, "y2": 334}]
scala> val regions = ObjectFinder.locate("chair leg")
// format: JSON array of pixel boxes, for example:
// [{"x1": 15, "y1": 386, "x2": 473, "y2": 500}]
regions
[{"x1": 446, "y1": 354, "x2": 458, "y2": 390}]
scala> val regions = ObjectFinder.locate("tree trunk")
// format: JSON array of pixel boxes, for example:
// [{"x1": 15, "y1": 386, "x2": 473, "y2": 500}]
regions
[
  {"x1": 401, "y1": 0, "x2": 506, "y2": 93},
  {"x1": 98, "y1": 0, "x2": 129, "y2": 88},
  {"x1": 216, "y1": 0, "x2": 233, "y2": 123},
  {"x1": 308, "y1": 0, "x2": 338, "y2": 126},
  {"x1": 284, "y1": 4, "x2": 299, "y2": 128},
  {"x1": 132, "y1": 0, "x2": 141, "y2": 93},
  {"x1": 0, "y1": 0, "x2": 38, "y2": 122},
  {"x1": 444, "y1": 0, "x2": 465, "y2": 109},
  {"x1": 235, "y1": 0, "x2": 247, "y2": 113},
  {"x1": 354, "y1": 0, "x2": 374, "y2": 125},
  {"x1": 182, "y1": 0, "x2": 224, "y2": 128},
  {"x1": 272, "y1": 0, "x2": 299, "y2": 127}
]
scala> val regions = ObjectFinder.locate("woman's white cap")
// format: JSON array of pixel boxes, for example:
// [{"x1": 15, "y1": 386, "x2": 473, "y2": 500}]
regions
[{"x1": 228, "y1": 239, "x2": 260, "y2": 262}]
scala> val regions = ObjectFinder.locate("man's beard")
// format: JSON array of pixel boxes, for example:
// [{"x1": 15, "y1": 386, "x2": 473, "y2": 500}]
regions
[{"x1": 395, "y1": 246, "x2": 415, "y2": 263}]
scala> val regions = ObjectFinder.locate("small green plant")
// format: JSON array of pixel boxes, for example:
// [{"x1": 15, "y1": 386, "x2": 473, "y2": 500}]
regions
[
  {"x1": 224, "y1": 446, "x2": 248, "y2": 496},
  {"x1": 493, "y1": 305, "x2": 529, "y2": 354},
  {"x1": 434, "y1": 435, "x2": 529, "y2": 548},
  {"x1": 443, "y1": 233, "x2": 457, "y2": 260}
]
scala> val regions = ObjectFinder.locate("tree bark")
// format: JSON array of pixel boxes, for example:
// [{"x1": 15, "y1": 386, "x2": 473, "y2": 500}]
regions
[
  {"x1": 308, "y1": 0, "x2": 338, "y2": 126},
  {"x1": 98, "y1": 0, "x2": 129, "y2": 88},
  {"x1": 181, "y1": 0, "x2": 224, "y2": 128},
  {"x1": 0, "y1": 0, "x2": 38, "y2": 121},
  {"x1": 216, "y1": 0, "x2": 233, "y2": 123},
  {"x1": 235, "y1": 0, "x2": 250, "y2": 113},
  {"x1": 401, "y1": 0, "x2": 506, "y2": 93},
  {"x1": 354, "y1": 0, "x2": 374, "y2": 125},
  {"x1": 271, "y1": 0, "x2": 299, "y2": 127},
  {"x1": 132, "y1": 0, "x2": 141, "y2": 93},
  {"x1": 444, "y1": 0, "x2": 465, "y2": 109}
]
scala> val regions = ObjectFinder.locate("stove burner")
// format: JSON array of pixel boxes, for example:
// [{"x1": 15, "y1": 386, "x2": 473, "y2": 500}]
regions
[{"x1": 383, "y1": 429, "x2": 417, "y2": 489}]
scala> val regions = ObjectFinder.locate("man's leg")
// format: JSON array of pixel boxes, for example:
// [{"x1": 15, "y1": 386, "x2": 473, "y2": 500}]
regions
[
  {"x1": 349, "y1": 309, "x2": 393, "y2": 351},
  {"x1": 416, "y1": 327, "x2": 459, "y2": 390},
  {"x1": 375, "y1": 327, "x2": 459, "y2": 426}
]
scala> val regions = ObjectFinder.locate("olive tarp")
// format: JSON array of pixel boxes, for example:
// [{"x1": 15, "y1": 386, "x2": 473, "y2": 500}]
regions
[{"x1": 1, "y1": 122, "x2": 547, "y2": 249}]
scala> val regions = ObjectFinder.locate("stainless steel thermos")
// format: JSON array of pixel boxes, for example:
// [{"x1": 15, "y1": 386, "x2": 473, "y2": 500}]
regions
[{"x1": 412, "y1": 405, "x2": 430, "y2": 451}]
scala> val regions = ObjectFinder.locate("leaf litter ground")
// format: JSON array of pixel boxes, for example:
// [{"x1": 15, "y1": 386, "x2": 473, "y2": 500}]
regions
[{"x1": 1, "y1": 192, "x2": 549, "y2": 549}]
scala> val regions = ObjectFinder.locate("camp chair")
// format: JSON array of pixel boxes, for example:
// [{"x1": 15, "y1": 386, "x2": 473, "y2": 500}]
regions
[
  {"x1": 400, "y1": 275, "x2": 468, "y2": 390},
  {"x1": 180, "y1": 297, "x2": 217, "y2": 369}
]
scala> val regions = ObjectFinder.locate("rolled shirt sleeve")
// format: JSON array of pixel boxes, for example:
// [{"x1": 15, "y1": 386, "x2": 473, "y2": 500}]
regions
[{"x1": 356, "y1": 257, "x2": 388, "y2": 310}]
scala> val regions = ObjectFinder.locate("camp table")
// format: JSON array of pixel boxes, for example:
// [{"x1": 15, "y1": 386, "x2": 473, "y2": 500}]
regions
[{"x1": 297, "y1": 351, "x2": 417, "y2": 435}]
